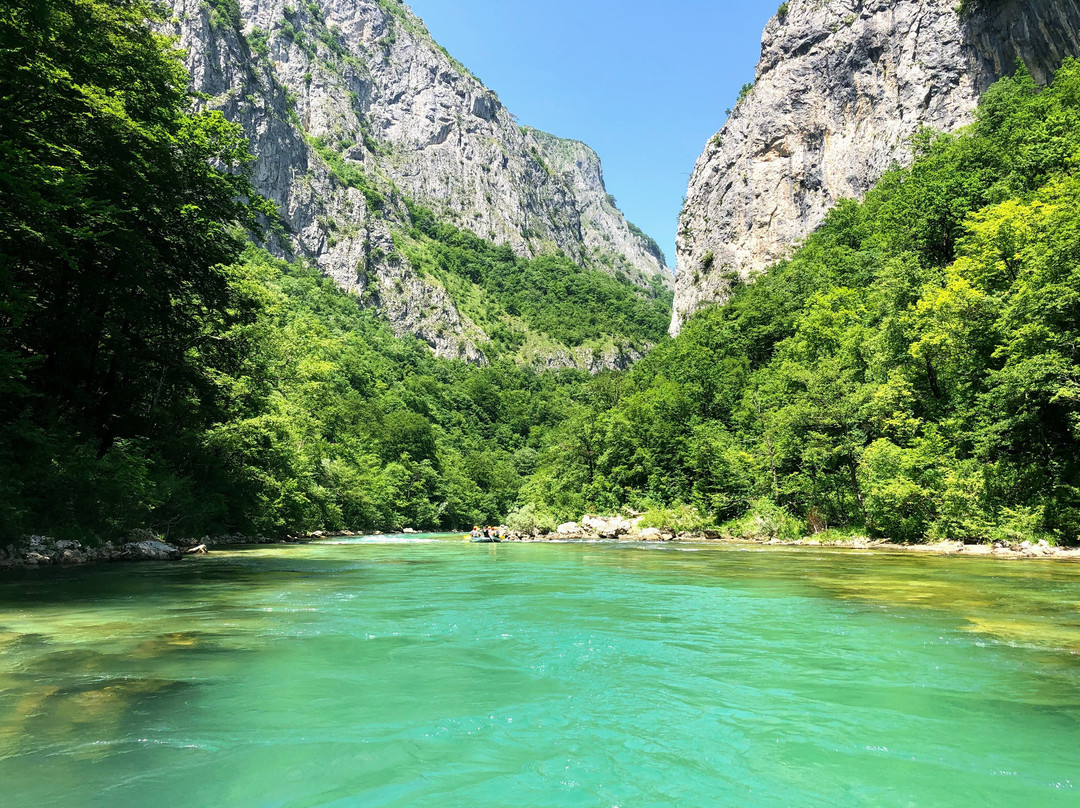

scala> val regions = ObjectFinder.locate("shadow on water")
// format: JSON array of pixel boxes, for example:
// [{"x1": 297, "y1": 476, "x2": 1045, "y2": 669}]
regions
[{"x1": 0, "y1": 543, "x2": 446, "y2": 612}]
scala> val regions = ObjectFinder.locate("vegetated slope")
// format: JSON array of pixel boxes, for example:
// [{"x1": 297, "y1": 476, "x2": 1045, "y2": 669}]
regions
[
  {"x1": 0, "y1": 0, "x2": 605, "y2": 542},
  {"x1": 515, "y1": 63, "x2": 1080, "y2": 544},
  {"x1": 399, "y1": 201, "x2": 672, "y2": 370},
  {"x1": 672, "y1": 0, "x2": 1080, "y2": 334},
  {"x1": 156, "y1": 247, "x2": 597, "y2": 535},
  {"x1": 168, "y1": 0, "x2": 671, "y2": 365}
]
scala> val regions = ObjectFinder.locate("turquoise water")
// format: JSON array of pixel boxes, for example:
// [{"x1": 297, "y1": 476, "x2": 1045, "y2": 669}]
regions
[{"x1": 1, "y1": 537, "x2": 1079, "y2": 807}]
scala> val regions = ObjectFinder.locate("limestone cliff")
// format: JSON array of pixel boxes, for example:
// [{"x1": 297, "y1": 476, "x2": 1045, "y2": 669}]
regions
[
  {"x1": 672, "y1": 0, "x2": 1080, "y2": 334},
  {"x1": 524, "y1": 127, "x2": 668, "y2": 287},
  {"x1": 167, "y1": 0, "x2": 670, "y2": 361}
]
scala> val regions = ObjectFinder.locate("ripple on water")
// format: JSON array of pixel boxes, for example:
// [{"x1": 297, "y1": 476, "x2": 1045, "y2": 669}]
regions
[{"x1": 0, "y1": 542, "x2": 1079, "y2": 807}]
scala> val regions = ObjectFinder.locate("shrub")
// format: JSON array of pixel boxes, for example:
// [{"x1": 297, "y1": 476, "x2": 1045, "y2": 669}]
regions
[
  {"x1": 506, "y1": 502, "x2": 557, "y2": 535},
  {"x1": 989, "y1": 507, "x2": 1047, "y2": 546},
  {"x1": 730, "y1": 499, "x2": 805, "y2": 541},
  {"x1": 927, "y1": 459, "x2": 992, "y2": 542},
  {"x1": 638, "y1": 502, "x2": 710, "y2": 533},
  {"x1": 860, "y1": 440, "x2": 937, "y2": 543}
]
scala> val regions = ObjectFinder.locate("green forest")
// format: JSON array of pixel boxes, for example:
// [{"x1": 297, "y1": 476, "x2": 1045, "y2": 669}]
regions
[
  {"x1": 521, "y1": 63, "x2": 1080, "y2": 545},
  {"x1": 2, "y1": 0, "x2": 1078, "y2": 545}
]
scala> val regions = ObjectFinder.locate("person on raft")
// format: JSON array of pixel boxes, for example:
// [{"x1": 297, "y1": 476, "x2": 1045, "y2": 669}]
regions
[{"x1": 470, "y1": 526, "x2": 481, "y2": 540}]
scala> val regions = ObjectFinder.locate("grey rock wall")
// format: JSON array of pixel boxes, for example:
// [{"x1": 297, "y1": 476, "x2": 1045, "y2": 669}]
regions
[
  {"x1": 167, "y1": 0, "x2": 670, "y2": 361},
  {"x1": 525, "y1": 127, "x2": 670, "y2": 287},
  {"x1": 672, "y1": 0, "x2": 1080, "y2": 335}
]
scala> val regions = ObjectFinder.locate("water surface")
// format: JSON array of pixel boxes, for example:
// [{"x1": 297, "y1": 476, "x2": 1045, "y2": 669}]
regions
[{"x1": 1, "y1": 537, "x2": 1078, "y2": 807}]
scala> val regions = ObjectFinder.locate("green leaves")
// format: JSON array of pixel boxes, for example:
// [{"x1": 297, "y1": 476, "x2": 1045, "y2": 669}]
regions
[
  {"x1": 402, "y1": 200, "x2": 671, "y2": 354},
  {"x1": 513, "y1": 60, "x2": 1080, "y2": 543}
]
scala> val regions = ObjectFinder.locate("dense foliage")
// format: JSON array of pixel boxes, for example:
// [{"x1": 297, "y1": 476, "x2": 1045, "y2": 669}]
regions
[
  {"x1": 520, "y1": 62, "x2": 1080, "y2": 544},
  {"x1": 2, "y1": 0, "x2": 1077, "y2": 548},
  {"x1": 0, "y1": 0, "x2": 270, "y2": 537},
  {"x1": 402, "y1": 201, "x2": 672, "y2": 356}
]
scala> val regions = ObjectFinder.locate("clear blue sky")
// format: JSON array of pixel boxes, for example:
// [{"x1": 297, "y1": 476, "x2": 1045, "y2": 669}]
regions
[{"x1": 404, "y1": 0, "x2": 779, "y2": 270}]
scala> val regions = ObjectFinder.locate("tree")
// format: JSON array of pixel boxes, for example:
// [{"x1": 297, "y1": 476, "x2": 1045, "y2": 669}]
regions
[
  {"x1": 0, "y1": 0, "x2": 268, "y2": 452},
  {"x1": 0, "y1": 0, "x2": 268, "y2": 536}
]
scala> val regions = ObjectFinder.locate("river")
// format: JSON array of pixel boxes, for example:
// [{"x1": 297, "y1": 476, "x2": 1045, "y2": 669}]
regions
[{"x1": 1, "y1": 536, "x2": 1078, "y2": 806}]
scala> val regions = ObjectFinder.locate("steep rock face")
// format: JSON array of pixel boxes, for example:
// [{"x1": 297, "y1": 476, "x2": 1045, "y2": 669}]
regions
[
  {"x1": 672, "y1": 0, "x2": 1080, "y2": 334},
  {"x1": 167, "y1": 0, "x2": 670, "y2": 361},
  {"x1": 525, "y1": 127, "x2": 669, "y2": 287}
]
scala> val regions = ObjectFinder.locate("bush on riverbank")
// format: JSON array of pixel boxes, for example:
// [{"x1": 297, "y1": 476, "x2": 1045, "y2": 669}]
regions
[
  {"x1": 637, "y1": 503, "x2": 711, "y2": 534},
  {"x1": 505, "y1": 503, "x2": 559, "y2": 535},
  {"x1": 724, "y1": 499, "x2": 805, "y2": 543}
]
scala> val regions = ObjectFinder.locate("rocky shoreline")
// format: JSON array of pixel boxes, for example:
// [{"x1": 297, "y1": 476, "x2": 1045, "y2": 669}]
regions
[
  {"x1": 0, "y1": 531, "x2": 313, "y2": 569},
  {"x1": 528, "y1": 534, "x2": 1080, "y2": 561},
  {"x1": 0, "y1": 535, "x2": 184, "y2": 568},
  {"x1": 4, "y1": 522, "x2": 1078, "y2": 570},
  {"x1": 508, "y1": 517, "x2": 1080, "y2": 561}
]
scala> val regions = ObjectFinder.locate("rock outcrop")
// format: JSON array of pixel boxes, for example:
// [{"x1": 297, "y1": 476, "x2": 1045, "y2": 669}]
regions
[
  {"x1": 0, "y1": 532, "x2": 316, "y2": 569},
  {"x1": 525, "y1": 128, "x2": 669, "y2": 287},
  {"x1": 0, "y1": 536, "x2": 184, "y2": 567},
  {"x1": 119, "y1": 540, "x2": 185, "y2": 562},
  {"x1": 165, "y1": 0, "x2": 670, "y2": 361},
  {"x1": 672, "y1": 0, "x2": 1080, "y2": 334}
]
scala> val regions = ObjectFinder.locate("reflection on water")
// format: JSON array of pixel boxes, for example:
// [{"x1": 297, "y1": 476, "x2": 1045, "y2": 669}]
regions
[{"x1": 0, "y1": 539, "x2": 1078, "y2": 807}]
